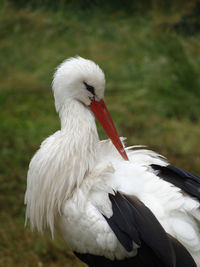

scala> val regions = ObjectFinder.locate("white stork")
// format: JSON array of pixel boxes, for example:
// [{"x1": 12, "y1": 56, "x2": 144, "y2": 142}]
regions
[{"x1": 25, "y1": 57, "x2": 200, "y2": 267}]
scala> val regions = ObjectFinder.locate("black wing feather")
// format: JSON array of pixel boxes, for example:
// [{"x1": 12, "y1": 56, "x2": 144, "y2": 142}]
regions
[
  {"x1": 167, "y1": 235, "x2": 197, "y2": 267},
  {"x1": 151, "y1": 164, "x2": 200, "y2": 201},
  {"x1": 105, "y1": 192, "x2": 176, "y2": 267},
  {"x1": 75, "y1": 237, "x2": 197, "y2": 267},
  {"x1": 75, "y1": 247, "x2": 170, "y2": 267},
  {"x1": 103, "y1": 192, "x2": 141, "y2": 252},
  {"x1": 74, "y1": 191, "x2": 197, "y2": 267}
]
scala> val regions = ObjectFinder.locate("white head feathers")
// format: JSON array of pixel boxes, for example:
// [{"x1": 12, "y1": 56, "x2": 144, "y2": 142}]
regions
[{"x1": 52, "y1": 56, "x2": 105, "y2": 112}]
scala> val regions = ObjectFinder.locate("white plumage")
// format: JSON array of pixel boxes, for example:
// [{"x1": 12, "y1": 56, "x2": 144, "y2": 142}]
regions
[{"x1": 25, "y1": 57, "x2": 200, "y2": 266}]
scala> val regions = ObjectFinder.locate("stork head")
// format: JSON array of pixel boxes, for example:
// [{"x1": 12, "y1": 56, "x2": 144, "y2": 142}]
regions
[
  {"x1": 52, "y1": 56, "x2": 128, "y2": 161},
  {"x1": 53, "y1": 56, "x2": 105, "y2": 110}
]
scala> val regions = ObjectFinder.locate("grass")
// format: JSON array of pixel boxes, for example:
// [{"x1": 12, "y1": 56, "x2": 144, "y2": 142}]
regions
[{"x1": 1, "y1": 1, "x2": 200, "y2": 266}]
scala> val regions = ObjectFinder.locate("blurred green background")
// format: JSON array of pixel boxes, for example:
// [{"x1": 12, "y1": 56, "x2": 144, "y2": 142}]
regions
[{"x1": 0, "y1": 0, "x2": 200, "y2": 266}]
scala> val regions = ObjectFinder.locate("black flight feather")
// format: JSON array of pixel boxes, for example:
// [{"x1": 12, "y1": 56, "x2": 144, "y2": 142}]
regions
[
  {"x1": 151, "y1": 164, "x2": 200, "y2": 201},
  {"x1": 75, "y1": 237, "x2": 197, "y2": 267},
  {"x1": 104, "y1": 192, "x2": 176, "y2": 267},
  {"x1": 103, "y1": 192, "x2": 141, "y2": 252},
  {"x1": 75, "y1": 246, "x2": 169, "y2": 267},
  {"x1": 74, "y1": 192, "x2": 197, "y2": 267},
  {"x1": 167, "y1": 235, "x2": 197, "y2": 267}
]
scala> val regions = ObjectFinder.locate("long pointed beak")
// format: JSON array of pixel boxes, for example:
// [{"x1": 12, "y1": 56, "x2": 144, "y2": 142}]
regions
[{"x1": 89, "y1": 99, "x2": 129, "y2": 161}]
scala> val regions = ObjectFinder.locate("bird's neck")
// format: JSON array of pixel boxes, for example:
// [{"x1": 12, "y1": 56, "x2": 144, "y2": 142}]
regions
[
  {"x1": 25, "y1": 100, "x2": 99, "y2": 236},
  {"x1": 60, "y1": 100, "x2": 97, "y2": 133},
  {"x1": 59, "y1": 99, "x2": 99, "y2": 171}
]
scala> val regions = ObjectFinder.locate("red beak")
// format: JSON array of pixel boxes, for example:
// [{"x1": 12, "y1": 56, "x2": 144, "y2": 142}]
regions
[{"x1": 89, "y1": 99, "x2": 129, "y2": 161}]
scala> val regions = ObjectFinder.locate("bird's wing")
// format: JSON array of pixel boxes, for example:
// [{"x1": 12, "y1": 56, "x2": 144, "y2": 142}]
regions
[
  {"x1": 103, "y1": 191, "x2": 197, "y2": 267},
  {"x1": 151, "y1": 164, "x2": 200, "y2": 201}
]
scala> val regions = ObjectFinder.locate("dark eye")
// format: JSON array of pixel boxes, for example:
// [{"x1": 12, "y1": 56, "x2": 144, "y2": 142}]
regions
[{"x1": 83, "y1": 82, "x2": 95, "y2": 95}]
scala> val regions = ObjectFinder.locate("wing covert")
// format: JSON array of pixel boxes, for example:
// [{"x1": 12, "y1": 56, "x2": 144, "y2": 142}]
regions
[{"x1": 151, "y1": 164, "x2": 200, "y2": 201}]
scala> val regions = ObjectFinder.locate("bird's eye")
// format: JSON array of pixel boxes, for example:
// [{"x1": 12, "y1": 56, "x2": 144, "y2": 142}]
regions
[{"x1": 83, "y1": 82, "x2": 95, "y2": 95}]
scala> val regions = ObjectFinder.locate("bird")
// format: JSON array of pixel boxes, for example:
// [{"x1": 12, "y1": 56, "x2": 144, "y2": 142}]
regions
[{"x1": 25, "y1": 56, "x2": 200, "y2": 267}]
